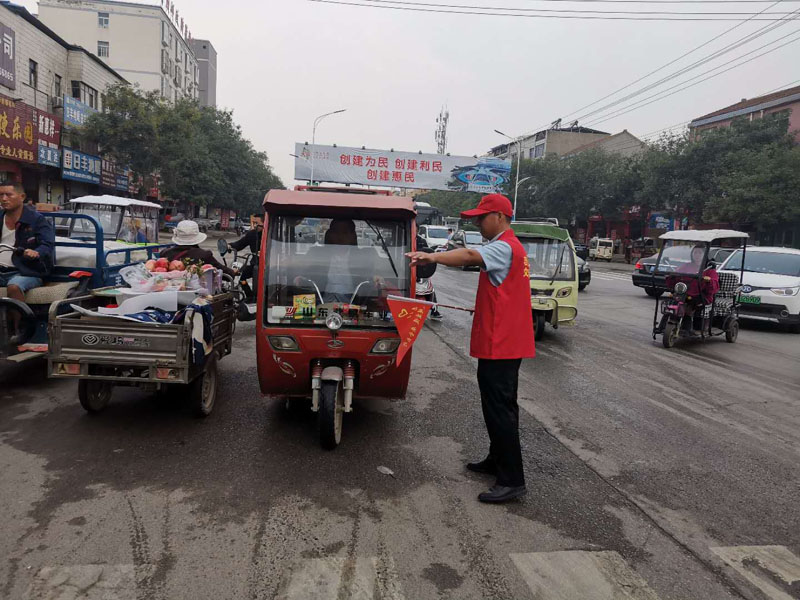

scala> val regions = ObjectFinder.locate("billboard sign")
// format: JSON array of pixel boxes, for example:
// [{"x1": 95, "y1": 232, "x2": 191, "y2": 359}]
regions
[
  {"x1": 294, "y1": 143, "x2": 511, "y2": 193},
  {"x1": 62, "y1": 148, "x2": 101, "y2": 184},
  {"x1": 115, "y1": 172, "x2": 129, "y2": 192},
  {"x1": 0, "y1": 23, "x2": 15, "y2": 90},
  {"x1": 62, "y1": 95, "x2": 96, "y2": 128}
]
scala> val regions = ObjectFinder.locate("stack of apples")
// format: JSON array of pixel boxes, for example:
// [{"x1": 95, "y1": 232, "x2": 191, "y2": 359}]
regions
[{"x1": 144, "y1": 257, "x2": 186, "y2": 273}]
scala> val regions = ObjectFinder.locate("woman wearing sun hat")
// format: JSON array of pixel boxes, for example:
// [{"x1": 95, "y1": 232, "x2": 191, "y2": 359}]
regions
[{"x1": 160, "y1": 220, "x2": 235, "y2": 277}]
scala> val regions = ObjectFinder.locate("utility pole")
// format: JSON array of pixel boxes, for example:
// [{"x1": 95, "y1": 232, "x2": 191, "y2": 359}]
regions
[{"x1": 435, "y1": 106, "x2": 449, "y2": 155}]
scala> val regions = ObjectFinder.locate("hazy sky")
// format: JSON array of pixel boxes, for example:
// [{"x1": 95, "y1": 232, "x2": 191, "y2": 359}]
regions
[{"x1": 20, "y1": 0, "x2": 799, "y2": 185}]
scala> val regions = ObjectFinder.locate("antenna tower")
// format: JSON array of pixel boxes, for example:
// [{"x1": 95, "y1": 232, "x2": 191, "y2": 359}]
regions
[{"x1": 435, "y1": 106, "x2": 449, "y2": 155}]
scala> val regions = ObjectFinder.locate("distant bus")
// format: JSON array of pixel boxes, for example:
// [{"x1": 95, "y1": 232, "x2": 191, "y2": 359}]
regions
[{"x1": 414, "y1": 201, "x2": 443, "y2": 226}]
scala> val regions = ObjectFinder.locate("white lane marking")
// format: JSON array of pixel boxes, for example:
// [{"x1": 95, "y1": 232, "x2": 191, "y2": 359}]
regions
[
  {"x1": 26, "y1": 564, "x2": 136, "y2": 599},
  {"x1": 711, "y1": 545, "x2": 800, "y2": 600},
  {"x1": 511, "y1": 551, "x2": 661, "y2": 600},
  {"x1": 592, "y1": 272, "x2": 634, "y2": 282},
  {"x1": 279, "y1": 556, "x2": 405, "y2": 600}
]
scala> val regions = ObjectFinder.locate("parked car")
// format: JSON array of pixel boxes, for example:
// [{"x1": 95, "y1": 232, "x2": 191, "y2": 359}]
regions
[
  {"x1": 418, "y1": 224, "x2": 450, "y2": 250},
  {"x1": 632, "y1": 246, "x2": 735, "y2": 297},
  {"x1": 719, "y1": 246, "x2": 800, "y2": 332},
  {"x1": 577, "y1": 256, "x2": 591, "y2": 290},
  {"x1": 574, "y1": 243, "x2": 589, "y2": 260}
]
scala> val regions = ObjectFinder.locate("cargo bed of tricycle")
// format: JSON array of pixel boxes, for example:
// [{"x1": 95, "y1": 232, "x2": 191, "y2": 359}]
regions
[{"x1": 47, "y1": 291, "x2": 236, "y2": 416}]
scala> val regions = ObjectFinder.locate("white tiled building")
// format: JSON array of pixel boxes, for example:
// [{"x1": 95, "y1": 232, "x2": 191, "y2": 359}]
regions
[
  {"x1": 0, "y1": 2, "x2": 125, "y2": 113},
  {"x1": 0, "y1": 2, "x2": 126, "y2": 202},
  {"x1": 38, "y1": 0, "x2": 200, "y2": 103}
]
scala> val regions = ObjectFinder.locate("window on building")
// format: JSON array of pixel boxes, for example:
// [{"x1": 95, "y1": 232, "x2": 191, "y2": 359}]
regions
[
  {"x1": 29, "y1": 59, "x2": 38, "y2": 88},
  {"x1": 70, "y1": 81, "x2": 99, "y2": 108},
  {"x1": 534, "y1": 144, "x2": 545, "y2": 158},
  {"x1": 97, "y1": 41, "x2": 110, "y2": 58},
  {"x1": 54, "y1": 74, "x2": 62, "y2": 99},
  {"x1": 98, "y1": 12, "x2": 109, "y2": 28},
  {"x1": 529, "y1": 148, "x2": 535, "y2": 159}
]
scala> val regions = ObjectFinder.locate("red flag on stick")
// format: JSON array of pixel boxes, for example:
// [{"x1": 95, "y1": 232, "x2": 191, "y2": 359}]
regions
[{"x1": 387, "y1": 296, "x2": 431, "y2": 365}]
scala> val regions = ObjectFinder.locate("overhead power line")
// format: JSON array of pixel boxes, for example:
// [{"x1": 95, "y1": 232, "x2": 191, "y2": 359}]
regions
[
  {"x1": 339, "y1": 0, "x2": 798, "y2": 13},
  {"x1": 308, "y1": 0, "x2": 796, "y2": 19},
  {"x1": 573, "y1": 6, "x2": 800, "y2": 123},
  {"x1": 517, "y1": 0, "x2": 787, "y2": 136},
  {"x1": 583, "y1": 30, "x2": 800, "y2": 126}
]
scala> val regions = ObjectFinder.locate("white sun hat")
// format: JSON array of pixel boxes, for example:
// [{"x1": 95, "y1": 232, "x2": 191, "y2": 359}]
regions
[{"x1": 172, "y1": 220, "x2": 208, "y2": 246}]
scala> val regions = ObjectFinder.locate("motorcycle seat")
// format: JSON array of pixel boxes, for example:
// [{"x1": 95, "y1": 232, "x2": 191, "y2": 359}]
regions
[{"x1": 0, "y1": 282, "x2": 78, "y2": 305}]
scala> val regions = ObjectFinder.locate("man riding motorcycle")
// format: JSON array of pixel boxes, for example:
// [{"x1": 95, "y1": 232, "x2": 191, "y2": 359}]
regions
[{"x1": 229, "y1": 215, "x2": 263, "y2": 301}]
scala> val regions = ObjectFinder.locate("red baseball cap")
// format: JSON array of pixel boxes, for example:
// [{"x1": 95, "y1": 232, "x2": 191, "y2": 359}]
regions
[{"x1": 460, "y1": 194, "x2": 513, "y2": 219}]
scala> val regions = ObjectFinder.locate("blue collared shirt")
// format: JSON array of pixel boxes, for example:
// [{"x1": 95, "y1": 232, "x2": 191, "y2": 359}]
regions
[{"x1": 477, "y1": 231, "x2": 512, "y2": 286}]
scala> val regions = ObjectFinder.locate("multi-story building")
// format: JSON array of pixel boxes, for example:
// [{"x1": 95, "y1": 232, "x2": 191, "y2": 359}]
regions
[
  {"x1": 38, "y1": 0, "x2": 200, "y2": 104},
  {"x1": 190, "y1": 38, "x2": 216, "y2": 107},
  {"x1": 689, "y1": 84, "x2": 800, "y2": 143},
  {"x1": 488, "y1": 125, "x2": 609, "y2": 161},
  {"x1": 560, "y1": 130, "x2": 646, "y2": 159},
  {"x1": 0, "y1": 1, "x2": 126, "y2": 202}
]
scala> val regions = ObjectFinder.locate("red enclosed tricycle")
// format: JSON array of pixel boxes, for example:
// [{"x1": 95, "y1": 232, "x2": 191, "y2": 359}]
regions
[{"x1": 256, "y1": 188, "x2": 422, "y2": 448}]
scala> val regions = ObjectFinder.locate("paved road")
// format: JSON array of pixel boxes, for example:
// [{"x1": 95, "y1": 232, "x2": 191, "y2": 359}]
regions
[{"x1": 1, "y1": 262, "x2": 798, "y2": 599}]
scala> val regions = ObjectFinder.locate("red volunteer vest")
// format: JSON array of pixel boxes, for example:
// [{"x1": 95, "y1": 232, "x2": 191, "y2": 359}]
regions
[{"x1": 470, "y1": 229, "x2": 536, "y2": 360}]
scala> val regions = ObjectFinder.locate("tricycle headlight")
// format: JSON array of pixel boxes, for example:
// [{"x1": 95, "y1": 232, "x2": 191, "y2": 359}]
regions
[
  {"x1": 556, "y1": 287, "x2": 572, "y2": 298},
  {"x1": 371, "y1": 338, "x2": 401, "y2": 354},
  {"x1": 326, "y1": 313, "x2": 344, "y2": 331},
  {"x1": 268, "y1": 335, "x2": 300, "y2": 351},
  {"x1": 770, "y1": 287, "x2": 799, "y2": 296},
  {"x1": 674, "y1": 282, "x2": 688, "y2": 295}
]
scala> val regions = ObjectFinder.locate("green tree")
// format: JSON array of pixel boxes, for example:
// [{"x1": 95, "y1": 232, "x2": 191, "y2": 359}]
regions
[{"x1": 82, "y1": 84, "x2": 283, "y2": 212}]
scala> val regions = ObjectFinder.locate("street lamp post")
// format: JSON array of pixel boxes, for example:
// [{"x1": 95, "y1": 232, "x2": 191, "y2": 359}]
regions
[
  {"x1": 310, "y1": 109, "x2": 347, "y2": 185},
  {"x1": 495, "y1": 129, "x2": 523, "y2": 221}
]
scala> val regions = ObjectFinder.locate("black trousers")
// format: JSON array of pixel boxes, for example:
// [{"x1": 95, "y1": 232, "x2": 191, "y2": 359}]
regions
[{"x1": 477, "y1": 358, "x2": 525, "y2": 488}]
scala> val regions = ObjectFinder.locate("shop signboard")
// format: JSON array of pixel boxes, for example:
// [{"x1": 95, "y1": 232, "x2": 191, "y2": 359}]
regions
[
  {"x1": 62, "y1": 95, "x2": 96, "y2": 128},
  {"x1": 115, "y1": 171, "x2": 129, "y2": 192},
  {"x1": 62, "y1": 148, "x2": 101, "y2": 184},
  {"x1": 0, "y1": 23, "x2": 15, "y2": 90},
  {"x1": 294, "y1": 143, "x2": 511, "y2": 193},
  {"x1": 37, "y1": 144, "x2": 61, "y2": 167},
  {"x1": 0, "y1": 93, "x2": 36, "y2": 163},
  {"x1": 101, "y1": 158, "x2": 117, "y2": 189}
]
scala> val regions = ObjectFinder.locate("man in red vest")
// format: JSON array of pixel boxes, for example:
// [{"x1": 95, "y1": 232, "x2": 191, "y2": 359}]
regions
[{"x1": 407, "y1": 194, "x2": 535, "y2": 503}]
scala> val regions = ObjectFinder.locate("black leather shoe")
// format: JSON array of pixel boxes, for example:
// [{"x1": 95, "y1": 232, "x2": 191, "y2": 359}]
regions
[
  {"x1": 466, "y1": 459, "x2": 497, "y2": 475},
  {"x1": 478, "y1": 485, "x2": 527, "y2": 503}
]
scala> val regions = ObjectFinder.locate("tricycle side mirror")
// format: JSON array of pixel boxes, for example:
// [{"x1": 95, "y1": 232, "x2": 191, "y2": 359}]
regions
[{"x1": 217, "y1": 238, "x2": 229, "y2": 256}]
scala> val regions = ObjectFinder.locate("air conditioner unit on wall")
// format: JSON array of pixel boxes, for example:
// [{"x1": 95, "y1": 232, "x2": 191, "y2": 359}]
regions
[{"x1": 52, "y1": 96, "x2": 63, "y2": 109}]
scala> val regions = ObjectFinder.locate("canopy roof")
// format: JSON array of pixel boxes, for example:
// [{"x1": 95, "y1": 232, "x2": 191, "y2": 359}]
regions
[
  {"x1": 264, "y1": 189, "x2": 416, "y2": 219},
  {"x1": 660, "y1": 229, "x2": 749, "y2": 243},
  {"x1": 511, "y1": 222, "x2": 570, "y2": 242},
  {"x1": 70, "y1": 196, "x2": 162, "y2": 209}
]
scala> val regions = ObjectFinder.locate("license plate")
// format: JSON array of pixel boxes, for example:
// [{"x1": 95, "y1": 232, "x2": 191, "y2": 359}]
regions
[{"x1": 740, "y1": 294, "x2": 761, "y2": 305}]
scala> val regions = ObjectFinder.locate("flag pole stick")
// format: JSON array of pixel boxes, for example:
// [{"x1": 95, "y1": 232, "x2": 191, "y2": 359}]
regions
[{"x1": 387, "y1": 295, "x2": 475, "y2": 314}]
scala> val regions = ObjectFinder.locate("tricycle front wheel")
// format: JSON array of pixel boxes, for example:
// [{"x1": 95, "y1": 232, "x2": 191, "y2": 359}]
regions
[
  {"x1": 319, "y1": 380, "x2": 344, "y2": 450},
  {"x1": 534, "y1": 312, "x2": 546, "y2": 341},
  {"x1": 189, "y1": 355, "x2": 218, "y2": 418},
  {"x1": 78, "y1": 380, "x2": 113, "y2": 414}
]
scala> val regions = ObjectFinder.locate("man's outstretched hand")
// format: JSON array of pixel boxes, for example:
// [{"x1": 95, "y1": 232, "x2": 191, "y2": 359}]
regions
[{"x1": 406, "y1": 251, "x2": 436, "y2": 267}]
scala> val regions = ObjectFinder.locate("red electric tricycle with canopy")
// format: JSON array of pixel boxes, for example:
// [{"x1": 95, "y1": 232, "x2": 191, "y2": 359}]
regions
[
  {"x1": 651, "y1": 229, "x2": 748, "y2": 348},
  {"x1": 256, "y1": 188, "x2": 424, "y2": 449}
]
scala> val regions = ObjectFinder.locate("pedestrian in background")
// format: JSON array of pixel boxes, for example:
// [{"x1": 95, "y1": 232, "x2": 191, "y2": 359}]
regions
[{"x1": 407, "y1": 193, "x2": 535, "y2": 503}]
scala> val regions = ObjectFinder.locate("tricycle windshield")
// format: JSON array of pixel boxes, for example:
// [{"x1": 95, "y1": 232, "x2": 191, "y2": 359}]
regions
[
  {"x1": 654, "y1": 241, "x2": 706, "y2": 276},
  {"x1": 70, "y1": 204, "x2": 123, "y2": 240},
  {"x1": 265, "y1": 215, "x2": 411, "y2": 328},
  {"x1": 520, "y1": 238, "x2": 575, "y2": 281},
  {"x1": 118, "y1": 207, "x2": 159, "y2": 244},
  {"x1": 465, "y1": 232, "x2": 483, "y2": 244}
]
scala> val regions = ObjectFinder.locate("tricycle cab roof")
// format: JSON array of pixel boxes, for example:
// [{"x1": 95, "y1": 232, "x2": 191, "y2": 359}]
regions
[
  {"x1": 658, "y1": 229, "x2": 748, "y2": 244},
  {"x1": 511, "y1": 221, "x2": 571, "y2": 242},
  {"x1": 263, "y1": 189, "x2": 416, "y2": 220},
  {"x1": 70, "y1": 195, "x2": 162, "y2": 209}
]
